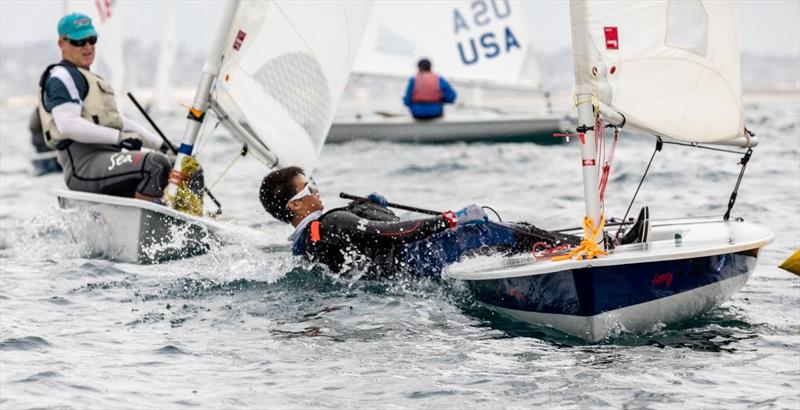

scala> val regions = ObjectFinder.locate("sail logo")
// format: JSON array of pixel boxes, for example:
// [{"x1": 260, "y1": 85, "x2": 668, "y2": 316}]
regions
[
  {"x1": 604, "y1": 27, "x2": 619, "y2": 50},
  {"x1": 233, "y1": 30, "x2": 246, "y2": 51},
  {"x1": 452, "y1": 0, "x2": 521, "y2": 66}
]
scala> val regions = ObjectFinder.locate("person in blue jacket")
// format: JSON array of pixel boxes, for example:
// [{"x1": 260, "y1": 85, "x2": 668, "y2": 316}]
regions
[
  {"x1": 258, "y1": 167, "x2": 578, "y2": 279},
  {"x1": 402, "y1": 58, "x2": 457, "y2": 120}
]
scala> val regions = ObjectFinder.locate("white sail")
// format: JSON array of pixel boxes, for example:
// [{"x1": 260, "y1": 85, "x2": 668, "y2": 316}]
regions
[
  {"x1": 152, "y1": 2, "x2": 176, "y2": 114},
  {"x1": 65, "y1": 0, "x2": 126, "y2": 96},
  {"x1": 213, "y1": 1, "x2": 372, "y2": 171},
  {"x1": 570, "y1": 0, "x2": 745, "y2": 143},
  {"x1": 352, "y1": 0, "x2": 538, "y2": 89}
]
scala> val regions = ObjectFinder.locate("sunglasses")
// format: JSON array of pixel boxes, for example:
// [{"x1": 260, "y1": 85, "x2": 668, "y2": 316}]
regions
[
  {"x1": 286, "y1": 182, "x2": 319, "y2": 208},
  {"x1": 65, "y1": 36, "x2": 98, "y2": 47}
]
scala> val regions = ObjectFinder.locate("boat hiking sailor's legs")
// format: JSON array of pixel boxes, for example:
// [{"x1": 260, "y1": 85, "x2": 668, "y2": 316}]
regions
[
  {"x1": 400, "y1": 222, "x2": 579, "y2": 277},
  {"x1": 62, "y1": 148, "x2": 174, "y2": 200}
]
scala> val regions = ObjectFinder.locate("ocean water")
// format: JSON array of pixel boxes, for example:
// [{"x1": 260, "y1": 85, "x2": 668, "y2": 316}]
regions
[{"x1": 1, "y1": 96, "x2": 798, "y2": 409}]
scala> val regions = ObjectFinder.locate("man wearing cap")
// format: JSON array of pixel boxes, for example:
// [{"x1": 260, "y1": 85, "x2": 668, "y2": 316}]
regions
[{"x1": 37, "y1": 13, "x2": 174, "y2": 201}]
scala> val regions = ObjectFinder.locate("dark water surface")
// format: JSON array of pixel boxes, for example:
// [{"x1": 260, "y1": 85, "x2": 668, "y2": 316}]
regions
[{"x1": 1, "y1": 97, "x2": 798, "y2": 408}]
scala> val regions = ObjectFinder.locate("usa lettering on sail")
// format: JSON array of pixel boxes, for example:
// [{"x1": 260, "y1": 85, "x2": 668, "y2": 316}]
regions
[{"x1": 452, "y1": 0, "x2": 522, "y2": 66}]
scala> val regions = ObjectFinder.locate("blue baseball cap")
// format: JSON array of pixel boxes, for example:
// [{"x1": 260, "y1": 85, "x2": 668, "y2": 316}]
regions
[{"x1": 57, "y1": 13, "x2": 98, "y2": 40}]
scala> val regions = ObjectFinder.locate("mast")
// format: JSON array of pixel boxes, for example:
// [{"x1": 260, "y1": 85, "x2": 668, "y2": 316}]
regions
[
  {"x1": 569, "y1": 1, "x2": 602, "y2": 234},
  {"x1": 163, "y1": 0, "x2": 239, "y2": 205}
]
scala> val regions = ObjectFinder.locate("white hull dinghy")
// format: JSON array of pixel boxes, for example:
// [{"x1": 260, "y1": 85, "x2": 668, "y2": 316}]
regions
[
  {"x1": 51, "y1": 1, "x2": 373, "y2": 264},
  {"x1": 445, "y1": 0, "x2": 774, "y2": 340},
  {"x1": 334, "y1": 0, "x2": 565, "y2": 144},
  {"x1": 55, "y1": 189, "x2": 218, "y2": 264},
  {"x1": 328, "y1": 115, "x2": 570, "y2": 144},
  {"x1": 447, "y1": 218, "x2": 773, "y2": 341}
]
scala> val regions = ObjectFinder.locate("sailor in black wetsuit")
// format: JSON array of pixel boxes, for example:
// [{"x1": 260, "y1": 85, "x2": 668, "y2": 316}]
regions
[{"x1": 259, "y1": 167, "x2": 578, "y2": 278}]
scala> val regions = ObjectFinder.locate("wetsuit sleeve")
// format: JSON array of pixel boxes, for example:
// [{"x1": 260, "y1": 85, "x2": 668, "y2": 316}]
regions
[
  {"x1": 440, "y1": 78, "x2": 457, "y2": 103},
  {"x1": 51, "y1": 103, "x2": 120, "y2": 145},
  {"x1": 402, "y1": 78, "x2": 415, "y2": 107},
  {"x1": 321, "y1": 211, "x2": 449, "y2": 245},
  {"x1": 120, "y1": 114, "x2": 162, "y2": 149}
]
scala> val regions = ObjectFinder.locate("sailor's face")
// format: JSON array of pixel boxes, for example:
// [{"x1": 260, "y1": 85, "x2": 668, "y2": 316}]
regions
[
  {"x1": 287, "y1": 175, "x2": 323, "y2": 218},
  {"x1": 59, "y1": 37, "x2": 96, "y2": 69}
]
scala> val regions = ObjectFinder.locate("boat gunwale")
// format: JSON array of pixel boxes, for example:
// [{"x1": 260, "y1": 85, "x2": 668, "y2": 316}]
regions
[{"x1": 445, "y1": 219, "x2": 774, "y2": 281}]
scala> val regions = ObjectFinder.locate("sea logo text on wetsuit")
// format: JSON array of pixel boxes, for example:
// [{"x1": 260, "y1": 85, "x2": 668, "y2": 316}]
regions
[
  {"x1": 108, "y1": 153, "x2": 133, "y2": 171},
  {"x1": 452, "y1": 0, "x2": 521, "y2": 66}
]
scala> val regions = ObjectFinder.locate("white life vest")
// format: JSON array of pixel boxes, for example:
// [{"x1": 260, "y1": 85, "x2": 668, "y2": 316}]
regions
[{"x1": 37, "y1": 64, "x2": 124, "y2": 150}]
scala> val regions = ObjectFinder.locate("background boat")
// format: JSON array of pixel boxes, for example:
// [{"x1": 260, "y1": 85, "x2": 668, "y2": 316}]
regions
[{"x1": 329, "y1": 0, "x2": 571, "y2": 144}]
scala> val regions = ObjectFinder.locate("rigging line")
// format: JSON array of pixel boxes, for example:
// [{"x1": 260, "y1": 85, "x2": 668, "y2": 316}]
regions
[
  {"x1": 614, "y1": 138, "x2": 663, "y2": 241},
  {"x1": 660, "y1": 140, "x2": 748, "y2": 155},
  {"x1": 723, "y1": 148, "x2": 753, "y2": 221},
  {"x1": 207, "y1": 145, "x2": 247, "y2": 191},
  {"x1": 481, "y1": 206, "x2": 502, "y2": 222}
]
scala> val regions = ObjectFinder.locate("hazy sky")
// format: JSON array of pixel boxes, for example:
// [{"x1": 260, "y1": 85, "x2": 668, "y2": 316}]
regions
[{"x1": 1, "y1": 0, "x2": 798, "y2": 55}]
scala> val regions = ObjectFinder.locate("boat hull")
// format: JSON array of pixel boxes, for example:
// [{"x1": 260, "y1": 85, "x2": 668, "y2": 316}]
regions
[
  {"x1": 55, "y1": 190, "x2": 214, "y2": 264},
  {"x1": 328, "y1": 116, "x2": 571, "y2": 144},
  {"x1": 466, "y1": 250, "x2": 758, "y2": 341}
]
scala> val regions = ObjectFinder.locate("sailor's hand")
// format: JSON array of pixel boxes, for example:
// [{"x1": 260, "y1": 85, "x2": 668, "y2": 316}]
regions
[
  {"x1": 455, "y1": 204, "x2": 488, "y2": 225},
  {"x1": 118, "y1": 131, "x2": 143, "y2": 151},
  {"x1": 367, "y1": 192, "x2": 389, "y2": 207}
]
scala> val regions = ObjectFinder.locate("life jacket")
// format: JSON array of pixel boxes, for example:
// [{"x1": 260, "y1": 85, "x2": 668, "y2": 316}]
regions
[
  {"x1": 410, "y1": 72, "x2": 442, "y2": 103},
  {"x1": 37, "y1": 63, "x2": 124, "y2": 150}
]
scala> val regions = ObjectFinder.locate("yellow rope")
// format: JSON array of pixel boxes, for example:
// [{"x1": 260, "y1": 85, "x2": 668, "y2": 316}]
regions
[
  {"x1": 161, "y1": 156, "x2": 204, "y2": 216},
  {"x1": 552, "y1": 214, "x2": 608, "y2": 261}
]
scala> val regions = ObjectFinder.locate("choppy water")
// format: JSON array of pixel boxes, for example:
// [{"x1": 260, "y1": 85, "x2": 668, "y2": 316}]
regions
[{"x1": 1, "y1": 96, "x2": 799, "y2": 409}]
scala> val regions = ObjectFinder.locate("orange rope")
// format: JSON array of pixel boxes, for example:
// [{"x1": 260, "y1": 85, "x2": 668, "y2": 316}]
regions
[{"x1": 552, "y1": 215, "x2": 608, "y2": 261}]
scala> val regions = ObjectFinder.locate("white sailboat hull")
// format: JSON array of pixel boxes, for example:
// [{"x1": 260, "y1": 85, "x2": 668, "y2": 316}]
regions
[
  {"x1": 445, "y1": 219, "x2": 774, "y2": 341},
  {"x1": 327, "y1": 115, "x2": 571, "y2": 144},
  {"x1": 490, "y1": 272, "x2": 751, "y2": 341},
  {"x1": 55, "y1": 189, "x2": 217, "y2": 264}
]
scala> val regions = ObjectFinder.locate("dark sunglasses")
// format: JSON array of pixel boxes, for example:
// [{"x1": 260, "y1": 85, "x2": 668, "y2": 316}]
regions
[{"x1": 65, "y1": 36, "x2": 98, "y2": 47}]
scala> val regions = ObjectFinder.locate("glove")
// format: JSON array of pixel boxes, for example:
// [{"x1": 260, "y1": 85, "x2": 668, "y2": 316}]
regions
[
  {"x1": 367, "y1": 192, "x2": 389, "y2": 207},
  {"x1": 455, "y1": 204, "x2": 488, "y2": 225},
  {"x1": 118, "y1": 131, "x2": 143, "y2": 151}
]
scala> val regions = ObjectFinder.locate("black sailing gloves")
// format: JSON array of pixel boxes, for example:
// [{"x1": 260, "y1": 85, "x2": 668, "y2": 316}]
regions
[
  {"x1": 117, "y1": 131, "x2": 143, "y2": 151},
  {"x1": 368, "y1": 192, "x2": 389, "y2": 207}
]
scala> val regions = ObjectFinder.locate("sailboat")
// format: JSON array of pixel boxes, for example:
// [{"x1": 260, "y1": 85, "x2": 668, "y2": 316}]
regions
[
  {"x1": 328, "y1": 0, "x2": 571, "y2": 144},
  {"x1": 54, "y1": 0, "x2": 373, "y2": 263},
  {"x1": 445, "y1": 0, "x2": 774, "y2": 341}
]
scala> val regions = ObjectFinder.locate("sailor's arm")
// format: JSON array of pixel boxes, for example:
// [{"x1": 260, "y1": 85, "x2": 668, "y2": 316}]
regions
[
  {"x1": 440, "y1": 77, "x2": 457, "y2": 103},
  {"x1": 119, "y1": 114, "x2": 164, "y2": 150},
  {"x1": 322, "y1": 211, "x2": 450, "y2": 244},
  {"x1": 402, "y1": 78, "x2": 415, "y2": 107},
  {"x1": 51, "y1": 102, "x2": 119, "y2": 145}
]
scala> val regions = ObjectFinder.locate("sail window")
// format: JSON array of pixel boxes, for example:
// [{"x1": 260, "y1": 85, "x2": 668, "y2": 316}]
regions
[
  {"x1": 253, "y1": 52, "x2": 332, "y2": 149},
  {"x1": 665, "y1": 0, "x2": 709, "y2": 57}
]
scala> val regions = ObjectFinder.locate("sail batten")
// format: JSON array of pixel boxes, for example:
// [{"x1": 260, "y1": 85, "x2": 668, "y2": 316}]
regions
[{"x1": 570, "y1": 0, "x2": 745, "y2": 143}]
